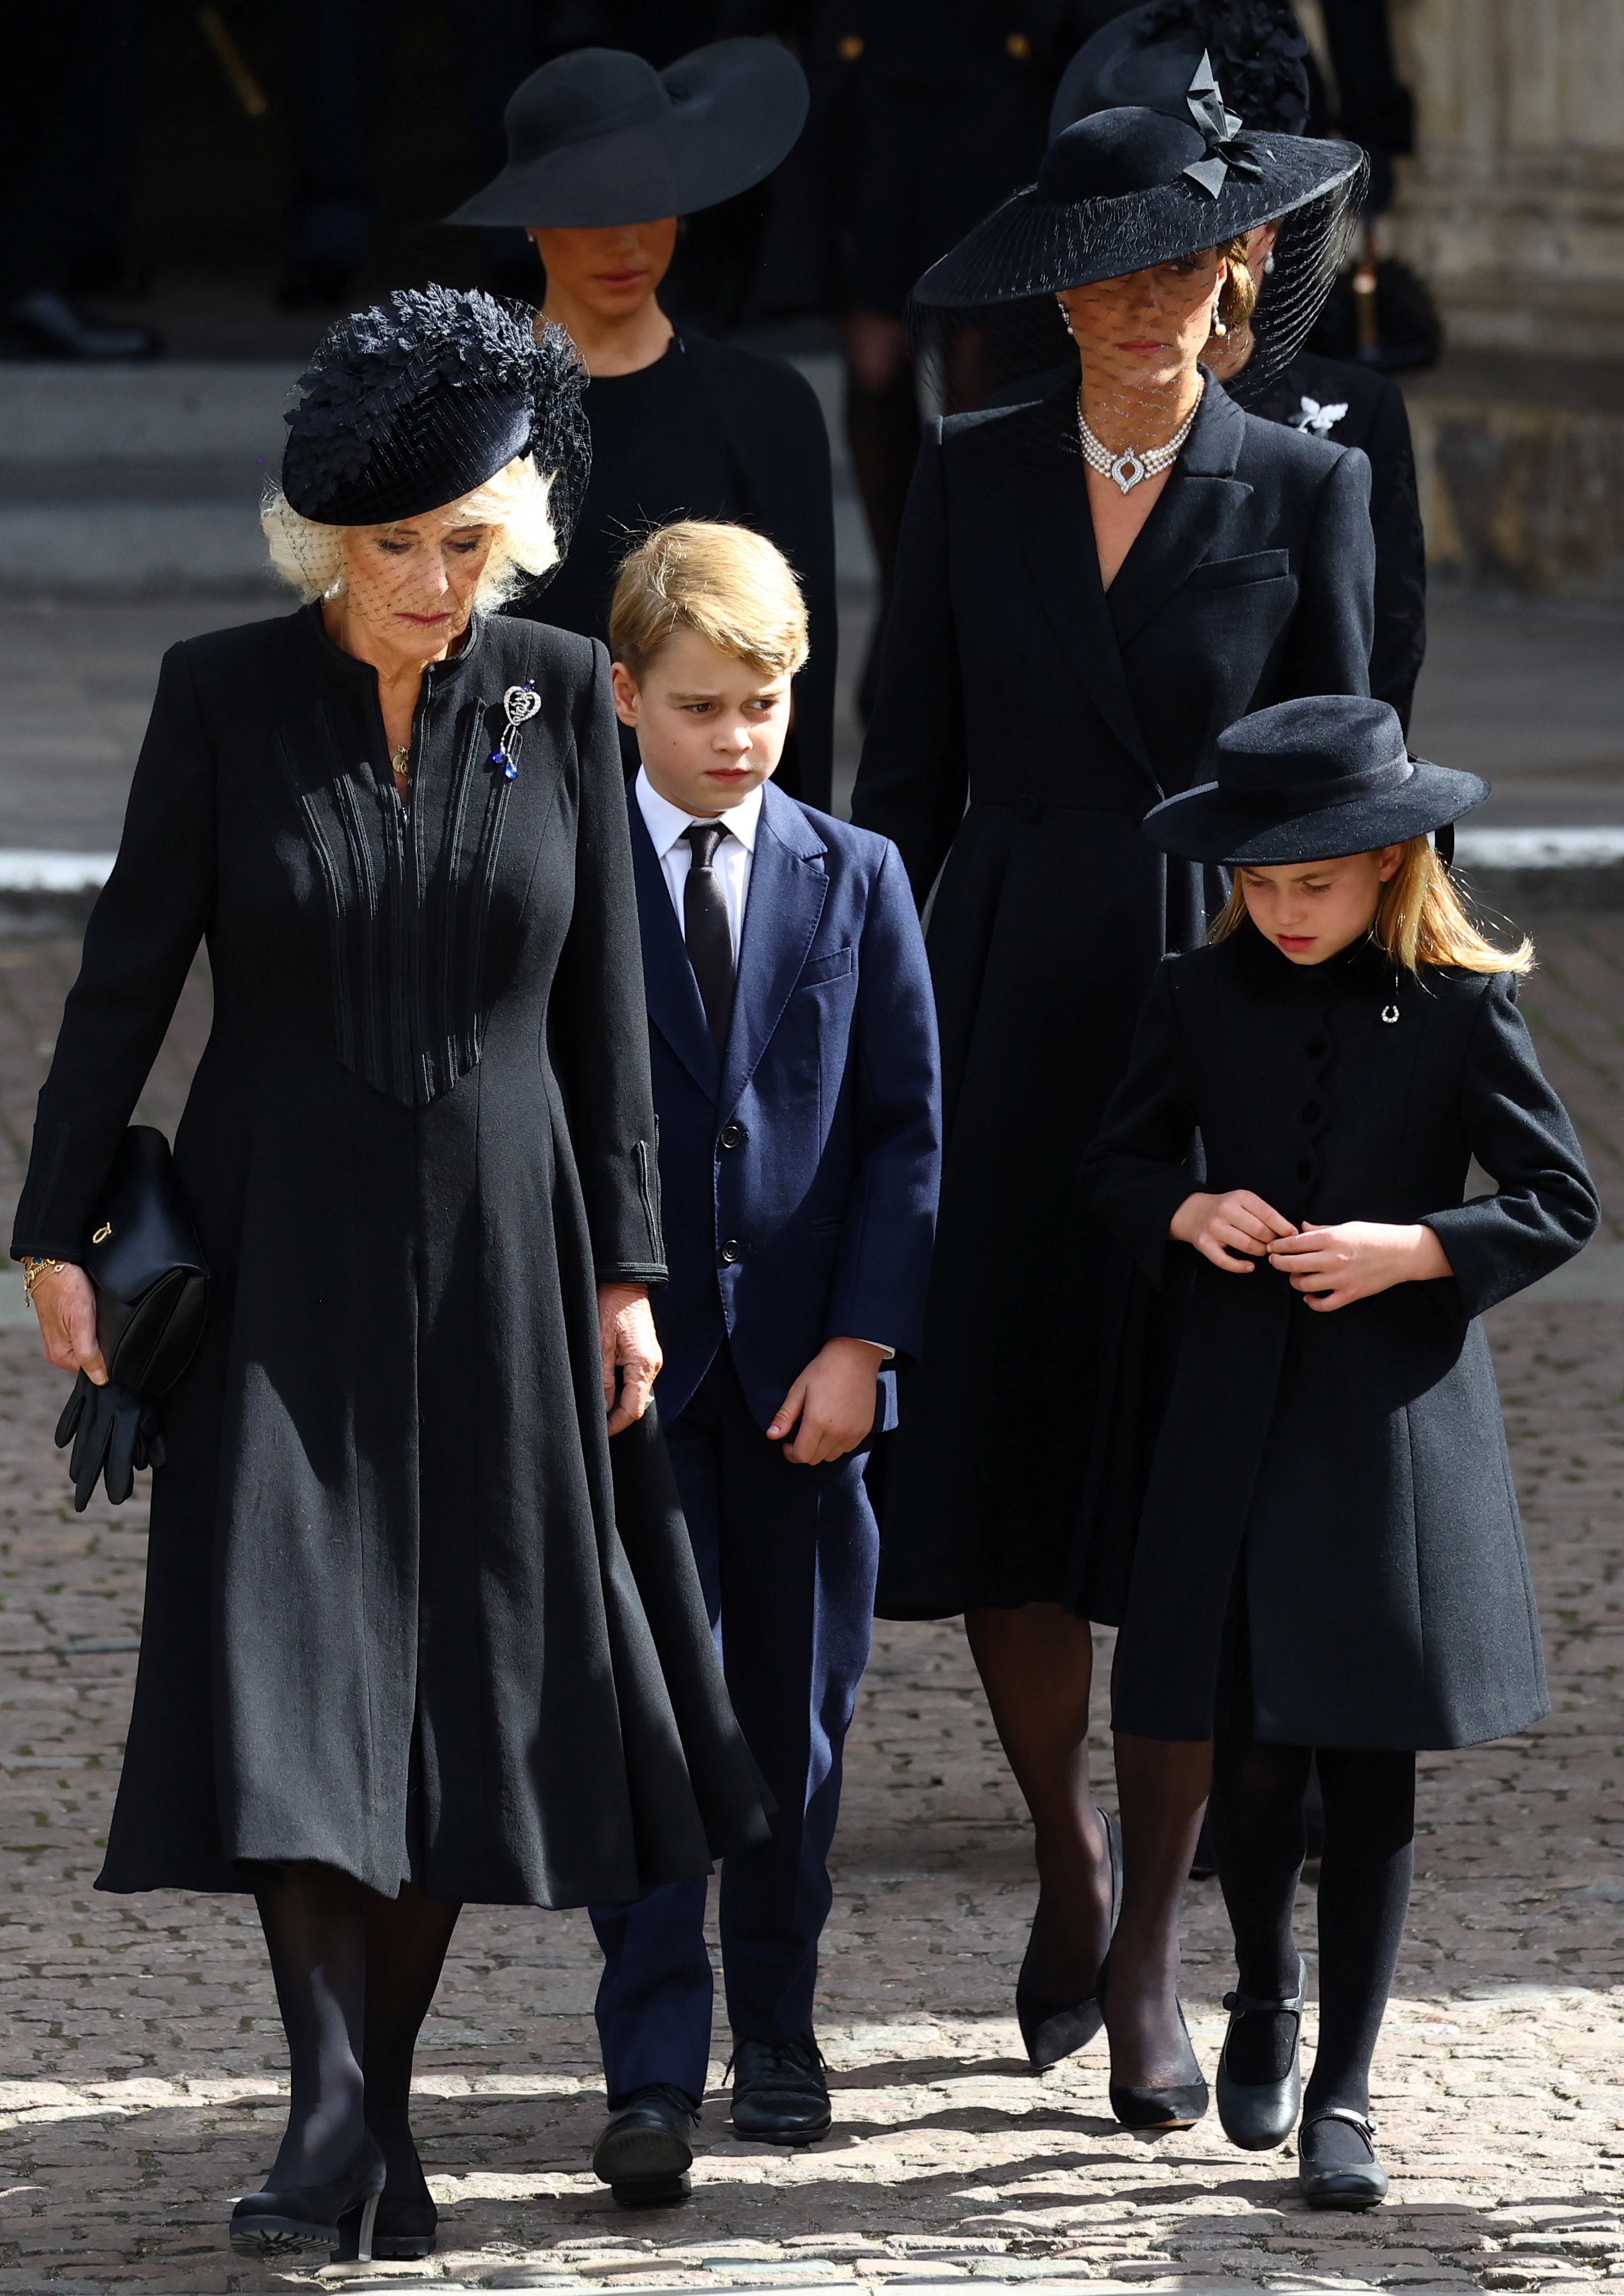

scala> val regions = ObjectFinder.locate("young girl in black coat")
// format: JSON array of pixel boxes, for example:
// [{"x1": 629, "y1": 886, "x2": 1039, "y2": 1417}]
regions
[{"x1": 1082, "y1": 695, "x2": 1598, "y2": 2206}]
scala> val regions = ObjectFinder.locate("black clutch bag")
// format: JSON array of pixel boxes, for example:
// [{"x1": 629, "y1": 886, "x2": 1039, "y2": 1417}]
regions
[{"x1": 54, "y1": 1126, "x2": 209, "y2": 1510}]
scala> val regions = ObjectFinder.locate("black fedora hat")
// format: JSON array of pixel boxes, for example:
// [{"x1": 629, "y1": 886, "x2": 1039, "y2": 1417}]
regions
[
  {"x1": 447, "y1": 40, "x2": 809, "y2": 231},
  {"x1": 1141, "y1": 697, "x2": 1489, "y2": 866},
  {"x1": 1051, "y1": 1, "x2": 1312, "y2": 141},
  {"x1": 912, "y1": 100, "x2": 1361, "y2": 308},
  {"x1": 279, "y1": 286, "x2": 590, "y2": 561}
]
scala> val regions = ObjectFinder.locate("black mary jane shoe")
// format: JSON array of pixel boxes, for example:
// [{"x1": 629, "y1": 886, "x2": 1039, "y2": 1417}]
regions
[
  {"x1": 1215, "y1": 1971, "x2": 1304, "y2": 2151},
  {"x1": 592, "y1": 2084, "x2": 698, "y2": 2208},
  {"x1": 728, "y1": 2033, "x2": 832, "y2": 2146},
  {"x1": 229, "y1": 2131, "x2": 387, "y2": 2260},
  {"x1": 1298, "y1": 2108, "x2": 1389, "y2": 2210},
  {"x1": 1017, "y1": 1808, "x2": 1123, "y2": 2073}
]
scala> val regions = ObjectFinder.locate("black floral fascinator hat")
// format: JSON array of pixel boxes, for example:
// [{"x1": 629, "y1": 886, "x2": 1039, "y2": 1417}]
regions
[
  {"x1": 1140, "y1": 697, "x2": 1489, "y2": 868},
  {"x1": 1051, "y1": 0, "x2": 1314, "y2": 143},
  {"x1": 279, "y1": 285, "x2": 590, "y2": 575},
  {"x1": 447, "y1": 41, "x2": 809, "y2": 230}
]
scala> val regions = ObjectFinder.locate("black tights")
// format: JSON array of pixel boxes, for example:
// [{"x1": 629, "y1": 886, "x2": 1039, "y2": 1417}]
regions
[
  {"x1": 256, "y1": 1864, "x2": 460, "y2": 2190},
  {"x1": 1209, "y1": 1735, "x2": 1415, "y2": 2117}
]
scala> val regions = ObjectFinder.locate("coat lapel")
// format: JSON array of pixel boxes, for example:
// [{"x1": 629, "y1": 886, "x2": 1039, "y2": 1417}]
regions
[
  {"x1": 1003, "y1": 393, "x2": 1155, "y2": 785},
  {"x1": 1104, "y1": 379, "x2": 1255, "y2": 653},
  {"x1": 625, "y1": 784, "x2": 720, "y2": 1099},
  {"x1": 720, "y1": 783, "x2": 829, "y2": 1121}
]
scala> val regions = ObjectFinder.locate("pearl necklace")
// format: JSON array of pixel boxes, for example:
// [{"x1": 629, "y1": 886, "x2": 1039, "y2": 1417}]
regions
[{"x1": 1077, "y1": 390, "x2": 1200, "y2": 494}]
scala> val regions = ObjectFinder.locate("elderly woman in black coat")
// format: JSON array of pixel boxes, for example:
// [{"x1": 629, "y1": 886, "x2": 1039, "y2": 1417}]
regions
[
  {"x1": 12, "y1": 288, "x2": 766, "y2": 2264},
  {"x1": 1083, "y1": 697, "x2": 1597, "y2": 2196},
  {"x1": 850, "y1": 94, "x2": 1373, "y2": 2096}
]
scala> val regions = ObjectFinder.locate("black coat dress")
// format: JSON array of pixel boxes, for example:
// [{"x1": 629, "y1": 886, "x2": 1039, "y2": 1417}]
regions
[
  {"x1": 1004, "y1": 348, "x2": 1425, "y2": 726},
  {"x1": 519, "y1": 329, "x2": 838, "y2": 810},
  {"x1": 1084, "y1": 927, "x2": 1598, "y2": 1750},
  {"x1": 11, "y1": 604, "x2": 768, "y2": 1905},
  {"x1": 850, "y1": 377, "x2": 1375, "y2": 1623}
]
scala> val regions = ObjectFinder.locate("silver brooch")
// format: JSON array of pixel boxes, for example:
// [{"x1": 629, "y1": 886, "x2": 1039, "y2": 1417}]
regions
[{"x1": 491, "y1": 681, "x2": 542, "y2": 781}]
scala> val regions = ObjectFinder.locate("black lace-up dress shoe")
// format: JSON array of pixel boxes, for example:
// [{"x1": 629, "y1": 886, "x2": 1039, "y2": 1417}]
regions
[
  {"x1": 592, "y1": 2084, "x2": 699, "y2": 2206},
  {"x1": 728, "y1": 2034, "x2": 832, "y2": 2144}
]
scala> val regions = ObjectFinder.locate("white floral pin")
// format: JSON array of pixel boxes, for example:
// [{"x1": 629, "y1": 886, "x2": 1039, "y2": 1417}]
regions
[{"x1": 1289, "y1": 395, "x2": 1350, "y2": 438}]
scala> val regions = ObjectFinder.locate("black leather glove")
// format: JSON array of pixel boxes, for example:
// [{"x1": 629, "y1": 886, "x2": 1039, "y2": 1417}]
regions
[{"x1": 53, "y1": 1372, "x2": 166, "y2": 1511}]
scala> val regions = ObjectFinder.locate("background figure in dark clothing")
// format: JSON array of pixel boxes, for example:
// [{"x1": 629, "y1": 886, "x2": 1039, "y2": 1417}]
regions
[
  {"x1": 449, "y1": 41, "x2": 838, "y2": 808},
  {"x1": 793, "y1": 1, "x2": 1097, "y2": 713},
  {"x1": 1046, "y1": 0, "x2": 1425, "y2": 723}
]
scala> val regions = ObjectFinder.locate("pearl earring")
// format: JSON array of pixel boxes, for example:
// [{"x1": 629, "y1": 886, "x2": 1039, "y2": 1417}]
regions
[{"x1": 1211, "y1": 308, "x2": 1227, "y2": 336}]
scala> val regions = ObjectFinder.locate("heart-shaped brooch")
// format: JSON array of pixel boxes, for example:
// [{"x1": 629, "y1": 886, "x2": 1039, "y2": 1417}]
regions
[{"x1": 491, "y1": 681, "x2": 542, "y2": 781}]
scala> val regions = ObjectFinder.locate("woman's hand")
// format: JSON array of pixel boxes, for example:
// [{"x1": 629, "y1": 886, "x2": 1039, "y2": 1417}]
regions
[
  {"x1": 1268, "y1": 1221, "x2": 1452, "y2": 1312},
  {"x1": 767, "y1": 1337, "x2": 887, "y2": 1465},
  {"x1": 1171, "y1": 1189, "x2": 1297, "y2": 1273},
  {"x1": 29, "y1": 1264, "x2": 107, "y2": 1383},
  {"x1": 599, "y1": 1282, "x2": 662, "y2": 1435}
]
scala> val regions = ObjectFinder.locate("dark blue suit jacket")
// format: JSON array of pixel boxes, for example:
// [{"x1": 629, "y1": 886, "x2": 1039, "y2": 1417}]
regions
[{"x1": 628, "y1": 777, "x2": 941, "y2": 1430}]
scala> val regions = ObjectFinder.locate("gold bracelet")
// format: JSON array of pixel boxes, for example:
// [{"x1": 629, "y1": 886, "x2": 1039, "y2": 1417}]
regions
[{"x1": 21, "y1": 1257, "x2": 69, "y2": 1302}]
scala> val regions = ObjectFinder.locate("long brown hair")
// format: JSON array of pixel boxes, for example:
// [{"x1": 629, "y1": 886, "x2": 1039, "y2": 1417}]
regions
[{"x1": 1210, "y1": 837, "x2": 1534, "y2": 975}]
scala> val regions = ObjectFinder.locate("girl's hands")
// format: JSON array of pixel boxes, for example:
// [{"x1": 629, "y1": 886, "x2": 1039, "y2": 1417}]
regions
[
  {"x1": 1268, "y1": 1221, "x2": 1452, "y2": 1312},
  {"x1": 599, "y1": 1282, "x2": 662, "y2": 1434},
  {"x1": 1171, "y1": 1189, "x2": 1297, "y2": 1272},
  {"x1": 29, "y1": 1264, "x2": 107, "y2": 1383}
]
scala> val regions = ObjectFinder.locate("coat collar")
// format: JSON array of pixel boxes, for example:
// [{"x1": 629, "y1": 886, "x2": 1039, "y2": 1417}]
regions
[
  {"x1": 625, "y1": 778, "x2": 720, "y2": 1096},
  {"x1": 721, "y1": 780, "x2": 829, "y2": 1119},
  {"x1": 1102, "y1": 378, "x2": 1254, "y2": 653}
]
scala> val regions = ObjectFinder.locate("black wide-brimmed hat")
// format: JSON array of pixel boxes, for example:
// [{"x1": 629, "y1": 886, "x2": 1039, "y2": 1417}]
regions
[
  {"x1": 279, "y1": 286, "x2": 590, "y2": 561},
  {"x1": 913, "y1": 102, "x2": 1361, "y2": 309},
  {"x1": 447, "y1": 40, "x2": 809, "y2": 230},
  {"x1": 1051, "y1": 0, "x2": 1312, "y2": 141},
  {"x1": 1141, "y1": 697, "x2": 1489, "y2": 866}
]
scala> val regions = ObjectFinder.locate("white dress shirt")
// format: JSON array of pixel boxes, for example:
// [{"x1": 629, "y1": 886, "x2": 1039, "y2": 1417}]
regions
[{"x1": 635, "y1": 767, "x2": 762, "y2": 969}]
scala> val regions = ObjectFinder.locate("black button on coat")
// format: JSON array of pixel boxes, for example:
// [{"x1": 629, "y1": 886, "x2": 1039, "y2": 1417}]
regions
[
  {"x1": 10, "y1": 604, "x2": 769, "y2": 1905},
  {"x1": 1083, "y1": 926, "x2": 1599, "y2": 1751},
  {"x1": 850, "y1": 377, "x2": 1376, "y2": 1624}
]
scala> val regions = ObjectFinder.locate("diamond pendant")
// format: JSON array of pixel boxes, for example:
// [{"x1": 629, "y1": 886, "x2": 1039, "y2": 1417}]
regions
[{"x1": 1109, "y1": 448, "x2": 1147, "y2": 494}]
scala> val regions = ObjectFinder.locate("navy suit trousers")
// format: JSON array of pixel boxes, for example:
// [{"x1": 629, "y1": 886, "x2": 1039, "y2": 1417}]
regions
[{"x1": 590, "y1": 1349, "x2": 878, "y2": 2105}]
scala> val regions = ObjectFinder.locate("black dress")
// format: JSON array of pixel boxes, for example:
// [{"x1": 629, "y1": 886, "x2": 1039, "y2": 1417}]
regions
[
  {"x1": 519, "y1": 328, "x2": 838, "y2": 809},
  {"x1": 10, "y1": 604, "x2": 768, "y2": 1906},
  {"x1": 850, "y1": 377, "x2": 1375, "y2": 1624},
  {"x1": 1082, "y1": 927, "x2": 1598, "y2": 1748}
]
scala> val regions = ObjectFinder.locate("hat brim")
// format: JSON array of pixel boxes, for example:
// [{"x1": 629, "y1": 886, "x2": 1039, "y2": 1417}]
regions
[
  {"x1": 1142, "y1": 759, "x2": 1491, "y2": 866},
  {"x1": 912, "y1": 133, "x2": 1360, "y2": 307},
  {"x1": 447, "y1": 41, "x2": 809, "y2": 228}
]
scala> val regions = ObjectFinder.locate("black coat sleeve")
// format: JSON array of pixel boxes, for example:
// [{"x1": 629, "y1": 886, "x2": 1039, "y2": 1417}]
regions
[
  {"x1": 1276, "y1": 445, "x2": 1376, "y2": 703},
  {"x1": 1421, "y1": 974, "x2": 1599, "y2": 1316},
  {"x1": 1078, "y1": 961, "x2": 1203, "y2": 1290},
  {"x1": 1364, "y1": 375, "x2": 1427, "y2": 729},
  {"x1": 849, "y1": 428, "x2": 970, "y2": 909},
  {"x1": 11, "y1": 642, "x2": 217, "y2": 1264},
  {"x1": 550, "y1": 644, "x2": 668, "y2": 1287}
]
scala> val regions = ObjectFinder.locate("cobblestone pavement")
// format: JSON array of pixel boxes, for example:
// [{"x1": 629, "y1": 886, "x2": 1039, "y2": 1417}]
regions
[{"x1": 0, "y1": 926, "x2": 1621, "y2": 2293}]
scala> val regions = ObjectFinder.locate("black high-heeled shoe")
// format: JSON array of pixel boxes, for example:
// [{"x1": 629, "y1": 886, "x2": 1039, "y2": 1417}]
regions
[
  {"x1": 1215, "y1": 1969, "x2": 1304, "y2": 2151},
  {"x1": 230, "y1": 2131, "x2": 387, "y2": 2259},
  {"x1": 1016, "y1": 1808, "x2": 1122, "y2": 2072},
  {"x1": 1097, "y1": 1955, "x2": 1209, "y2": 2131},
  {"x1": 336, "y1": 2185, "x2": 438, "y2": 2260}
]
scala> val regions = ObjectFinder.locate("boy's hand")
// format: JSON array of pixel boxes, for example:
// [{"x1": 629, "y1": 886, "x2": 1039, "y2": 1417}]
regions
[
  {"x1": 768, "y1": 1337, "x2": 887, "y2": 1464},
  {"x1": 1171, "y1": 1189, "x2": 1297, "y2": 1273},
  {"x1": 1268, "y1": 1221, "x2": 1452, "y2": 1312}
]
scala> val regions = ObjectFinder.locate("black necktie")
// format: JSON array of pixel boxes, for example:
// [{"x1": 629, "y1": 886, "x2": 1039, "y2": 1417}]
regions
[{"x1": 682, "y1": 821, "x2": 735, "y2": 1050}]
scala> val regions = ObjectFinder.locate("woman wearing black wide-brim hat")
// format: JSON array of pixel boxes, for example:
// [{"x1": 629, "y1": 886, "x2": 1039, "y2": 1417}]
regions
[
  {"x1": 11, "y1": 284, "x2": 769, "y2": 2263},
  {"x1": 1082, "y1": 695, "x2": 1596, "y2": 2202},
  {"x1": 1047, "y1": 0, "x2": 1427, "y2": 727},
  {"x1": 849, "y1": 87, "x2": 1374, "y2": 2113},
  {"x1": 448, "y1": 41, "x2": 840, "y2": 809}
]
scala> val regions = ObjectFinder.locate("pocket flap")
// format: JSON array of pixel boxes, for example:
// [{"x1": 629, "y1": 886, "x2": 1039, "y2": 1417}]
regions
[
  {"x1": 1187, "y1": 549, "x2": 1291, "y2": 590},
  {"x1": 797, "y1": 947, "x2": 857, "y2": 988}
]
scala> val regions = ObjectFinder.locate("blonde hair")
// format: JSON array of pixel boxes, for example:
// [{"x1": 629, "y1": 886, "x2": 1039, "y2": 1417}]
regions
[
  {"x1": 260, "y1": 453, "x2": 558, "y2": 606},
  {"x1": 1211, "y1": 837, "x2": 1534, "y2": 975},
  {"x1": 609, "y1": 520, "x2": 810, "y2": 683},
  {"x1": 1216, "y1": 235, "x2": 1259, "y2": 331}
]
